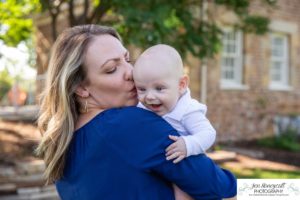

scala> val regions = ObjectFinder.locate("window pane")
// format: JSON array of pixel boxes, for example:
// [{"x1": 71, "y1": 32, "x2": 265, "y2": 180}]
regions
[
  {"x1": 221, "y1": 30, "x2": 242, "y2": 84},
  {"x1": 270, "y1": 33, "x2": 289, "y2": 86},
  {"x1": 271, "y1": 61, "x2": 282, "y2": 81},
  {"x1": 272, "y1": 37, "x2": 283, "y2": 46},
  {"x1": 222, "y1": 58, "x2": 235, "y2": 80},
  {"x1": 272, "y1": 47, "x2": 283, "y2": 57}
]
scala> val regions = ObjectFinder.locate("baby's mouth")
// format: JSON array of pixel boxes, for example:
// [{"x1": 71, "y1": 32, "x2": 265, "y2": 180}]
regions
[{"x1": 147, "y1": 103, "x2": 162, "y2": 111}]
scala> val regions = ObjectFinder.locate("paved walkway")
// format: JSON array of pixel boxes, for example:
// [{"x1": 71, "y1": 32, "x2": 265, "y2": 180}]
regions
[{"x1": 0, "y1": 106, "x2": 39, "y2": 121}]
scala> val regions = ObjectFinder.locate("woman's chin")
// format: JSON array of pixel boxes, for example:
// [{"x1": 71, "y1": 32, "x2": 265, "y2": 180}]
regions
[{"x1": 126, "y1": 98, "x2": 139, "y2": 106}]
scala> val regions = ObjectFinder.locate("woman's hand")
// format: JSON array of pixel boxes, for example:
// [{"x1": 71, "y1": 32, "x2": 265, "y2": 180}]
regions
[{"x1": 166, "y1": 135, "x2": 187, "y2": 163}]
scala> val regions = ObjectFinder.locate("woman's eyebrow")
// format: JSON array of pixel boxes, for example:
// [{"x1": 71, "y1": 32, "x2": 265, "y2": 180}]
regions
[
  {"x1": 125, "y1": 51, "x2": 129, "y2": 58},
  {"x1": 101, "y1": 51, "x2": 130, "y2": 67}
]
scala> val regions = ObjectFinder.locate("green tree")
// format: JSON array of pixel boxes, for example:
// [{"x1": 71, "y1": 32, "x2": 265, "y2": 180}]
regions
[
  {"x1": 0, "y1": 0, "x2": 40, "y2": 46},
  {"x1": 0, "y1": 67, "x2": 13, "y2": 101},
  {"x1": 0, "y1": 0, "x2": 277, "y2": 99},
  {"x1": 0, "y1": 0, "x2": 276, "y2": 58}
]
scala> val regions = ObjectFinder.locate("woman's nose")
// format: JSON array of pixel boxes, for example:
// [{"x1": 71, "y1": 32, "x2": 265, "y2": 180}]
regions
[{"x1": 124, "y1": 62, "x2": 134, "y2": 81}]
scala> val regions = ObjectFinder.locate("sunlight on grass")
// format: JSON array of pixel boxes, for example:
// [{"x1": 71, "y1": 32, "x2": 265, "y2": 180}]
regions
[{"x1": 222, "y1": 165, "x2": 300, "y2": 179}]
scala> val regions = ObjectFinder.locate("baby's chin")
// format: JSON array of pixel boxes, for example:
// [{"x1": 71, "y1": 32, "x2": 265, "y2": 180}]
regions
[{"x1": 150, "y1": 108, "x2": 168, "y2": 116}]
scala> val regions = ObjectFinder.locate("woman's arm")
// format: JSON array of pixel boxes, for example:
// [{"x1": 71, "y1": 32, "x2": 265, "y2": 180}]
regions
[{"x1": 104, "y1": 107, "x2": 236, "y2": 199}]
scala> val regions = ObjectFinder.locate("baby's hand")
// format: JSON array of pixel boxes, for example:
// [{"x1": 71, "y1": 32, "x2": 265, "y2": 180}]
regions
[{"x1": 165, "y1": 135, "x2": 187, "y2": 163}]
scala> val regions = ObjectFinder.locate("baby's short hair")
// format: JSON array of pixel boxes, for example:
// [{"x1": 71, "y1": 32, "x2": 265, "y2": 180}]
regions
[{"x1": 134, "y1": 44, "x2": 184, "y2": 78}]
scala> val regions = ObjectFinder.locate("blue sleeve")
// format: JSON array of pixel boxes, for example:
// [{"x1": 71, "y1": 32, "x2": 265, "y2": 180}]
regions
[{"x1": 104, "y1": 107, "x2": 236, "y2": 199}]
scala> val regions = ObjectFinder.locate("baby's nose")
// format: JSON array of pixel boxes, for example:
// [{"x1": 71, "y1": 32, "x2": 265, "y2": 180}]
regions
[{"x1": 145, "y1": 91, "x2": 155, "y2": 100}]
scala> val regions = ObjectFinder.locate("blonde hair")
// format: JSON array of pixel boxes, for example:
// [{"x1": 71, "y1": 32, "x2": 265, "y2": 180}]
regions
[{"x1": 36, "y1": 25, "x2": 121, "y2": 184}]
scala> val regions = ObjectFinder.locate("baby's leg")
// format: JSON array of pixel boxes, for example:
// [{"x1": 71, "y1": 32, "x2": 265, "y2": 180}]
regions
[{"x1": 173, "y1": 184, "x2": 194, "y2": 200}]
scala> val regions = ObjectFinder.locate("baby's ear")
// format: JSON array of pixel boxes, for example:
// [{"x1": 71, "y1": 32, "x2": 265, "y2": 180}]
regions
[
  {"x1": 75, "y1": 84, "x2": 89, "y2": 98},
  {"x1": 179, "y1": 75, "x2": 189, "y2": 95}
]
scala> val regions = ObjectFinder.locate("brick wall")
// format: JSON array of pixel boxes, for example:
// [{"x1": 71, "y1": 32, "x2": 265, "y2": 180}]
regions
[
  {"x1": 34, "y1": 0, "x2": 300, "y2": 142},
  {"x1": 189, "y1": 0, "x2": 300, "y2": 142}
]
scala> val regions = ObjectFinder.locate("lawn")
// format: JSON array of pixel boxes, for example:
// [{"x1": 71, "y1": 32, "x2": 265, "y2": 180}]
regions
[{"x1": 222, "y1": 165, "x2": 300, "y2": 179}]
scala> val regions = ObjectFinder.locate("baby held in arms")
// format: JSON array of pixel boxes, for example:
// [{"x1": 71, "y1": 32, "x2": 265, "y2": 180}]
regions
[{"x1": 133, "y1": 44, "x2": 217, "y2": 200}]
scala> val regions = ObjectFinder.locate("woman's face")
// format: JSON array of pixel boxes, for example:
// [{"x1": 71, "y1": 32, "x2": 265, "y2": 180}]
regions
[{"x1": 82, "y1": 35, "x2": 138, "y2": 109}]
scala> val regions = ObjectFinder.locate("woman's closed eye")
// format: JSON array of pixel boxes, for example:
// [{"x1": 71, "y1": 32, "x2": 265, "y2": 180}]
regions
[{"x1": 106, "y1": 67, "x2": 117, "y2": 74}]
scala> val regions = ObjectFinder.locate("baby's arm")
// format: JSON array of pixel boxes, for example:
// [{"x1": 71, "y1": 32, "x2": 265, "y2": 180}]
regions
[
  {"x1": 181, "y1": 105, "x2": 216, "y2": 156},
  {"x1": 165, "y1": 104, "x2": 216, "y2": 163}
]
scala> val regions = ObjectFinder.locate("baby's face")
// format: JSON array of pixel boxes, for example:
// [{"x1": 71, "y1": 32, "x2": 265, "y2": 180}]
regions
[{"x1": 133, "y1": 64, "x2": 180, "y2": 116}]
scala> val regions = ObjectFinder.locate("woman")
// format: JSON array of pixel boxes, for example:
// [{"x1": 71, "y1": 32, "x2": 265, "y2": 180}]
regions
[{"x1": 36, "y1": 24, "x2": 236, "y2": 200}]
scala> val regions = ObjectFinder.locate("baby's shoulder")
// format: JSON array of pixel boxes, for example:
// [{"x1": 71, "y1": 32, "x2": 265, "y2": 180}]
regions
[{"x1": 182, "y1": 99, "x2": 207, "y2": 114}]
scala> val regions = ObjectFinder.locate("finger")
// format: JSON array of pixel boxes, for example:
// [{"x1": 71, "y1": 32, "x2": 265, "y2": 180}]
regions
[
  {"x1": 165, "y1": 147, "x2": 178, "y2": 156},
  {"x1": 166, "y1": 152, "x2": 181, "y2": 161},
  {"x1": 165, "y1": 142, "x2": 177, "y2": 152},
  {"x1": 173, "y1": 155, "x2": 185, "y2": 164},
  {"x1": 169, "y1": 135, "x2": 179, "y2": 142}
]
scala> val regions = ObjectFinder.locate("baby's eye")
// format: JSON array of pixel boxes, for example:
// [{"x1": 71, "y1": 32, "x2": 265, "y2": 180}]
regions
[
  {"x1": 137, "y1": 87, "x2": 146, "y2": 92},
  {"x1": 156, "y1": 87, "x2": 164, "y2": 91}
]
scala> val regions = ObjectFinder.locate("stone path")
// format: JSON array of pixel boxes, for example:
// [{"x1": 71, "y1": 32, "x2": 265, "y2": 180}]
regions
[
  {"x1": 0, "y1": 160, "x2": 59, "y2": 200},
  {"x1": 0, "y1": 106, "x2": 39, "y2": 122}
]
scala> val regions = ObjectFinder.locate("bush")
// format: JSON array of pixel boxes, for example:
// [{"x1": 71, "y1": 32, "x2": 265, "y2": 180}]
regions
[
  {"x1": 0, "y1": 69, "x2": 13, "y2": 101},
  {"x1": 257, "y1": 129, "x2": 300, "y2": 152}
]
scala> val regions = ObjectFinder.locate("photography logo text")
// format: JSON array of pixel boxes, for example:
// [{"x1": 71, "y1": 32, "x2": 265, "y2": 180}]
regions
[{"x1": 237, "y1": 179, "x2": 300, "y2": 200}]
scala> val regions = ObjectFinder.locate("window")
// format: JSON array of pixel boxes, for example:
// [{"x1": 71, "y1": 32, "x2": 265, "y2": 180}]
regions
[
  {"x1": 220, "y1": 30, "x2": 244, "y2": 88},
  {"x1": 270, "y1": 33, "x2": 289, "y2": 88}
]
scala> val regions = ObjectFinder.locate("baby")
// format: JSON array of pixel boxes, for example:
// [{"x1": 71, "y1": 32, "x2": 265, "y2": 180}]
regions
[{"x1": 133, "y1": 44, "x2": 216, "y2": 200}]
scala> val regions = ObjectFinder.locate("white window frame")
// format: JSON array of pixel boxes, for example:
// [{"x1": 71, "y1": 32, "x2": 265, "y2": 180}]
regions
[
  {"x1": 269, "y1": 33, "x2": 291, "y2": 90},
  {"x1": 220, "y1": 29, "x2": 247, "y2": 90}
]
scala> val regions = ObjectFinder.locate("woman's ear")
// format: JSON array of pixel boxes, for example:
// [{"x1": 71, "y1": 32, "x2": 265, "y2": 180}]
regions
[
  {"x1": 179, "y1": 75, "x2": 189, "y2": 95},
  {"x1": 75, "y1": 84, "x2": 89, "y2": 98}
]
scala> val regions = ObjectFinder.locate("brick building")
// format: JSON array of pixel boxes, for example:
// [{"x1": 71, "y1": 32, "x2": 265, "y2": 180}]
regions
[{"x1": 34, "y1": 0, "x2": 300, "y2": 141}]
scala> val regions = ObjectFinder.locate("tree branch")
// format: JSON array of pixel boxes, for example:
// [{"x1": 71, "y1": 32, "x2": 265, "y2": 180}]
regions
[
  {"x1": 87, "y1": 0, "x2": 111, "y2": 24},
  {"x1": 68, "y1": 0, "x2": 75, "y2": 26},
  {"x1": 83, "y1": 0, "x2": 89, "y2": 22},
  {"x1": 46, "y1": 0, "x2": 65, "y2": 41}
]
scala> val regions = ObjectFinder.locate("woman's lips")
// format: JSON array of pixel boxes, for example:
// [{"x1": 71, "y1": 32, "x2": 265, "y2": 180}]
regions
[{"x1": 129, "y1": 87, "x2": 137, "y2": 97}]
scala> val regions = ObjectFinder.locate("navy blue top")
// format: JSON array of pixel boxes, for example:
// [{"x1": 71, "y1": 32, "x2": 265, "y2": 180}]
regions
[{"x1": 56, "y1": 107, "x2": 236, "y2": 200}]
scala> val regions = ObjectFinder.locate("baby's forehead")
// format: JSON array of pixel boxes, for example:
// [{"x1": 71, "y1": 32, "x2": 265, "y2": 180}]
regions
[
  {"x1": 135, "y1": 56, "x2": 175, "y2": 75},
  {"x1": 136, "y1": 51, "x2": 179, "y2": 69},
  {"x1": 134, "y1": 45, "x2": 183, "y2": 77}
]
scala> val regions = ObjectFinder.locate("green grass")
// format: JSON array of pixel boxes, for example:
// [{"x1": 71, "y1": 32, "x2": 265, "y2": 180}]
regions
[
  {"x1": 257, "y1": 129, "x2": 300, "y2": 152},
  {"x1": 222, "y1": 166, "x2": 300, "y2": 179}
]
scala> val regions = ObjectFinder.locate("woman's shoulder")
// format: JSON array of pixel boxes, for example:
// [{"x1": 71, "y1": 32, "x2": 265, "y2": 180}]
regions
[
  {"x1": 75, "y1": 107, "x2": 155, "y2": 131},
  {"x1": 103, "y1": 106, "x2": 175, "y2": 134},
  {"x1": 104, "y1": 106, "x2": 162, "y2": 124}
]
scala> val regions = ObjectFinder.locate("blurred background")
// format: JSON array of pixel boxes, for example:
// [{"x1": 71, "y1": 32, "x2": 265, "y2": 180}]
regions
[{"x1": 0, "y1": 0, "x2": 299, "y2": 199}]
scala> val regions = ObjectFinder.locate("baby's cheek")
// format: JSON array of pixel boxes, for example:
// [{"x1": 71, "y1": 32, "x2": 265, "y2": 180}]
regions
[
  {"x1": 169, "y1": 99, "x2": 178, "y2": 111},
  {"x1": 137, "y1": 94, "x2": 144, "y2": 102}
]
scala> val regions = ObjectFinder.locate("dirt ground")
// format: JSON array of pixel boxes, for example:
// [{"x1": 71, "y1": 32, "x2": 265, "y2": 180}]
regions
[{"x1": 0, "y1": 120, "x2": 41, "y2": 166}]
